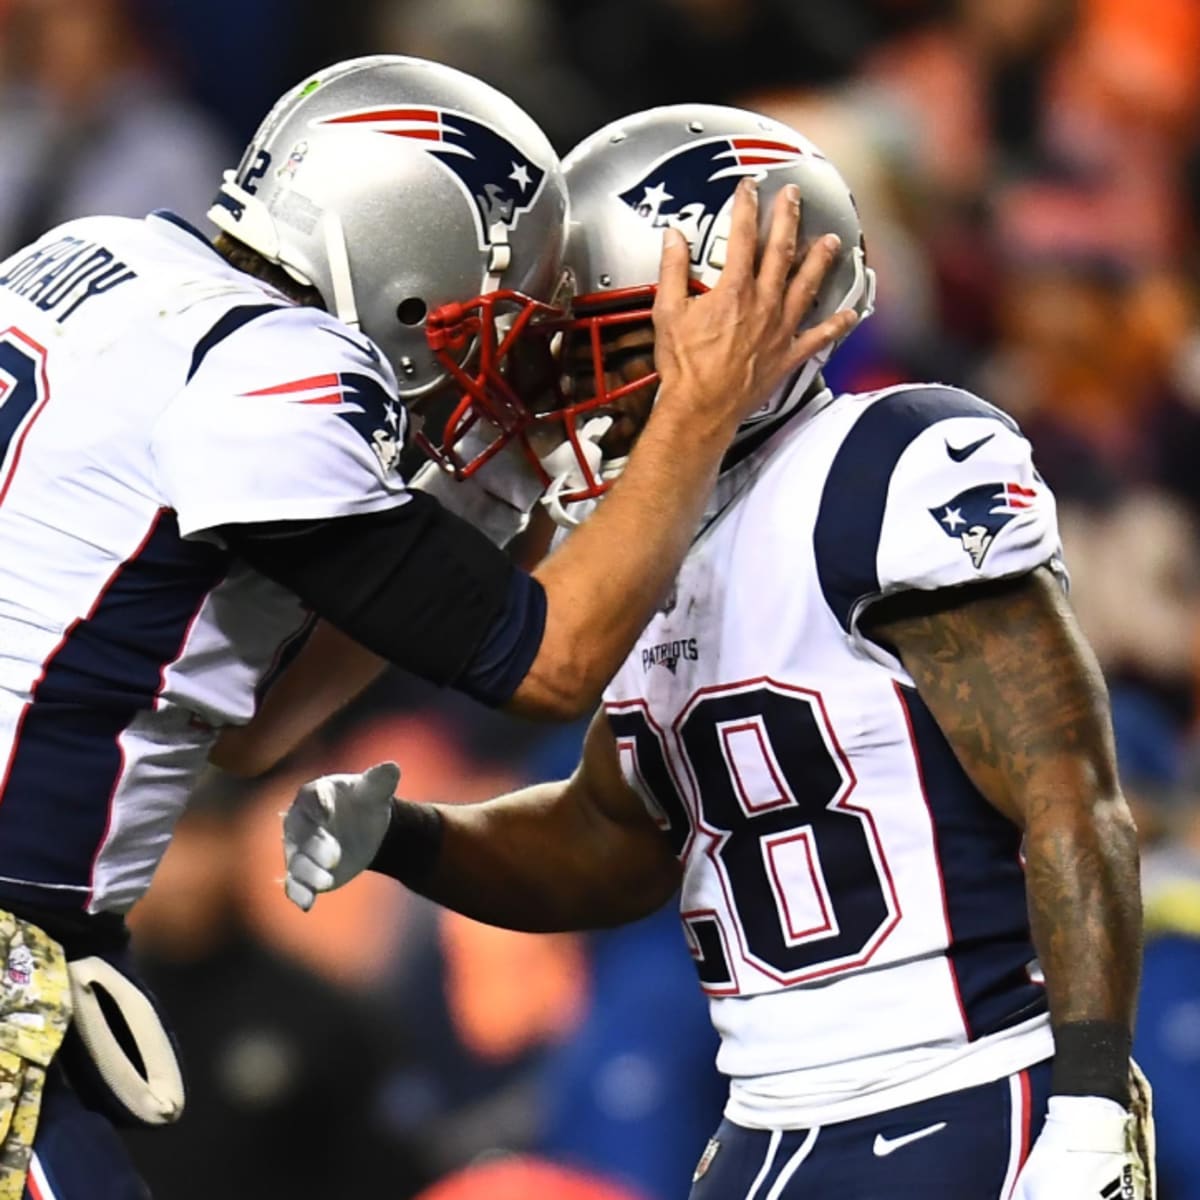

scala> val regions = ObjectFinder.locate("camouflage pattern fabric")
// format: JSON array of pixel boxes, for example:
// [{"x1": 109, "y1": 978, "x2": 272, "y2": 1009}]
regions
[
  {"x1": 1130, "y1": 1058, "x2": 1157, "y2": 1200},
  {"x1": 0, "y1": 912, "x2": 71, "y2": 1200}
]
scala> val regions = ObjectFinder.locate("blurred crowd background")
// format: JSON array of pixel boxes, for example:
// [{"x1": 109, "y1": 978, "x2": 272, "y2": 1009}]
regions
[{"x1": 2, "y1": 0, "x2": 1199, "y2": 1196}]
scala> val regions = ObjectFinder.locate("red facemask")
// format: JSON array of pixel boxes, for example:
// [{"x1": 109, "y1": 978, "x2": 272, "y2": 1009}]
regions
[
  {"x1": 417, "y1": 288, "x2": 569, "y2": 485},
  {"x1": 419, "y1": 280, "x2": 701, "y2": 510}
]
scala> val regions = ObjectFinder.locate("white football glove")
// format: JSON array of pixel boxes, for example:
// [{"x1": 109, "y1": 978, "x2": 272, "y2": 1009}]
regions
[
  {"x1": 282, "y1": 762, "x2": 400, "y2": 912},
  {"x1": 1014, "y1": 1096, "x2": 1147, "y2": 1200}
]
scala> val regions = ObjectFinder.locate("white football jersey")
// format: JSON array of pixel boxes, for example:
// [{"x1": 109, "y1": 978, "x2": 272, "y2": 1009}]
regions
[
  {"x1": 602, "y1": 383, "x2": 1062, "y2": 1127},
  {"x1": 0, "y1": 212, "x2": 410, "y2": 914}
]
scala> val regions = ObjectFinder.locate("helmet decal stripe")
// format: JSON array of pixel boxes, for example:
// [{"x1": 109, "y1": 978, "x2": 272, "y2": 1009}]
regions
[
  {"x1": 736, "y1": 154, "x2": 800, "y2": 166},
  {"x1": 321, "y1": 108, "x2": 439, "y2": 126},
  {"x1": 315, "y1": 104, "x2": 547, "y2": 252},
  {"x1": 729, "y1": 138, "x2": 804, "y2": 154}
]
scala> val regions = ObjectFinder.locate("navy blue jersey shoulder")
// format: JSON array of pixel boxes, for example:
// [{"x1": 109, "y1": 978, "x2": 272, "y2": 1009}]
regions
[
  {"x1": 813, "y1": 386, "x2": 1019, "y2": 632},
  {"x1": 151, "y1": 210, "x2": 221, "y2": 253},
  {"x1": 186, "y1": 303, "x2": 283, "y2": 382},
  {"x1": 154, "y1": 211, "x2": 287, "y2": 384}
]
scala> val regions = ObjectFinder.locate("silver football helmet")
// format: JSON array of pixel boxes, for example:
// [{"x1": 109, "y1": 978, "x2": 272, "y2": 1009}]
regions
[
  {"x1": 533, "y1": 104, "x2": 877, "y2": 513},
  {"x1": 207, "y1": 55, "x2": 570, "y2": 471}
]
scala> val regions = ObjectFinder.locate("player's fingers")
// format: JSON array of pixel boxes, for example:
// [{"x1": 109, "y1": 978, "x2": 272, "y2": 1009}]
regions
[
  {"x1": 290, "y1": 782, "x2": 325, "y2": 820},
  {"x1": 716, "y1": 176, "x2": 758, "y2": 290},
  {"x1": 756, "y1": 184, "x2": 801, "y2": 299},
  {"x1": 361, "y1": 761, "x2": 401, "y2": 800},
  {"x1": 281, "y1": 804, "x2": 321, "y2": 848},
  {"x1": 303, "y1": 826, "x2": 342, "y2": 871},
  {"x1": 284, "y1": 875, "x2": 315, "y2": 913},
  {"x1": 786, "y1": 308, "x2": 859, "y2": 375},
  {"x1": 289, "y1": 851, "x2": 335, "y2": 895},
  {"x1": 781, "y1": 233, "x2": 841, "y2": 330},
  {"x1": 314, "y1": 777, "x2": 338, "y2": 819},
  {"x1": 652, "y1": 227, "x2": 691, "y2": 324}
]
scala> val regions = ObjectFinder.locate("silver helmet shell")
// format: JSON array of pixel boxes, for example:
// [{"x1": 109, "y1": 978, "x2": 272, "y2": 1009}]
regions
[
  {"x1": 562, "y1": 103, "x2": 875, "y2": 412},
  {"x1": 207, "y1": 55, "x2": 569, "y2": 400},
  {"x1": 527, "y1": 104, "x2": 877, "y2": 528}
]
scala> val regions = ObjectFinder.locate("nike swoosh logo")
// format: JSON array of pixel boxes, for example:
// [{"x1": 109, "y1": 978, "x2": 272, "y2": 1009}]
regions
[
  {"x1": 945, "y1": 432, "x2": 995, "y2": 462},
  {"x1": 322, "y1": 325, "x2": 382, "y2": 366},
  {"x1": 872, "y1": 1122, "x2": 948, "y2": 1157}
]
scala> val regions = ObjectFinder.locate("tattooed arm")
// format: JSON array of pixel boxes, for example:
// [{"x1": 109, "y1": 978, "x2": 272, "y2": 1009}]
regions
[{"x1": 864, "y1": 566, "x2": 1142, "y2": 1104}]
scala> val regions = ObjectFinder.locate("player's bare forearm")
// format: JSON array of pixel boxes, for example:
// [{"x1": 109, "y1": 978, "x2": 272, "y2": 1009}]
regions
[
  {"x1": 210, "y1": 621, "x2": 387, "y2": 777},
  {"x1": 415, "y1": 781, "x2": 680, "y2": 931},
  {"x1": 866, "y1": 567, "x2": 1143, "y2": 1033},
  {"x1": 374, "y1": 710, "x2": 680, "y2": 930}
]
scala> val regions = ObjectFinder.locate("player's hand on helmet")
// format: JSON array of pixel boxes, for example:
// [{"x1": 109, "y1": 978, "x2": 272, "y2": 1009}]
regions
[
  {"x1": 650, "y1": 177, "x2": 858, "y2": 439},
  {"x1": 1013, "y1": 1096, "x2": 1147, "y2": 1200},
  {"x1": 282, "y1": 762, "x2": 399, "y2": 912}
]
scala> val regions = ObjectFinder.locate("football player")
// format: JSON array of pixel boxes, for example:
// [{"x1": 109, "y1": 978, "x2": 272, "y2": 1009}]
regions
[
  {"x1": 0, "y1": 61, "x2": 855, "y2": 1200},
  {"x1": 284, "y1": 106, "x2": 1153, "y2": 1200}
]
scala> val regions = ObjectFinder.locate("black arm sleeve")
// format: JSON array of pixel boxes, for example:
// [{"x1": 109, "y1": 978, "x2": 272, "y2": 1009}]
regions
[{"x1": 219, "y1": 493, "x2": 536, "y2": 693}]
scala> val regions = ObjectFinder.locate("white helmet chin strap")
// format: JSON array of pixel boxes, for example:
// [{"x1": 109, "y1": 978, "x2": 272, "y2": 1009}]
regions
[
  {"x1": 207, "y1": 173, "x2": 360, "y2": 328},
  {"x1": 320, "y1": 209, "x2": 359, "y2": 329},
  {"x1": 482, "y1": 223, "x2": 513, "y2": 294},
  {"x1": 541, "y1": 417, "x2": 624, "y2": 530}
]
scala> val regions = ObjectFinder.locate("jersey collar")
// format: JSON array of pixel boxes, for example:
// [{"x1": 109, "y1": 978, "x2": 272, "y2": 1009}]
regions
[
  {"x1": 719, "y1": 379, "x2": 835, "y2": 475},
  {"x1": 146, "y1": 210, "x2": 223, "y2": 259}
]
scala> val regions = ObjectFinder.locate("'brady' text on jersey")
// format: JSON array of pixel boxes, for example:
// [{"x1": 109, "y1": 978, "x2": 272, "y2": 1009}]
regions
[{"x1": 0, "y1": 235, "x2": 137, "y2": 324}]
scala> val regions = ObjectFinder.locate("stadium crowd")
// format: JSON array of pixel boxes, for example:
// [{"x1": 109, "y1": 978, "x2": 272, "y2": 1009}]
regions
[{"x1": 0, "y1": 0, "x2": 1198, "y2": 1196}]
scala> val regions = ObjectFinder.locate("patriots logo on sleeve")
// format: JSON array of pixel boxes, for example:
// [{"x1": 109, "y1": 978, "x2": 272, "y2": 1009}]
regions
[
  {"x1": 929, "y1": 481, "x2": 1036, "y2": 568},
  {"x1": 316, "y1": 107, "x2": 546, "y2": 251},
  {"x1": 618, "y1": 136, "x2": 811, "y2": 266},
  {"x1": 241, "y1": 371, "x2": 404, "y2": 473}
]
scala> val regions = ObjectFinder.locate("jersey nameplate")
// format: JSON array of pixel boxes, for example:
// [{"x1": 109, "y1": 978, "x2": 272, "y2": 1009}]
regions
[{"x1": 0, "y1": 235, "x2": 138, "y2": 325}]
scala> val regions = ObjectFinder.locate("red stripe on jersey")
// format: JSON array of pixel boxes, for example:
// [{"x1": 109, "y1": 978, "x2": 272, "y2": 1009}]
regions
[
  {"x1": 241, "y1": 374, "x2": 340, "y2": 397},
  {"x1": 1004, "y1": 1070, "x2": 1033, "y2": 1199},
  {"x1": 295, "y1": 394, "x2": 345, "y2": 405},
  {"x1": 1008, "y1": 483, "x2": 1037, "y2": 498},
  {"x1": 1018, "y1": 1070, "x2": 1032, "y2": 1162}
]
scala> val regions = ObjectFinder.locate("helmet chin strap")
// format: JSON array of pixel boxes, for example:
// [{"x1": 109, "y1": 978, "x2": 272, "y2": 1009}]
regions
[
  {"x1": 541, "y1": 417, "x2": 622, "y2": 530},
  {"x1": 481, "y1": 223, "x2": 512, "y2": 294},
  {"x1": 321, "y1": 209, "x2": 359, "y2": 329}
]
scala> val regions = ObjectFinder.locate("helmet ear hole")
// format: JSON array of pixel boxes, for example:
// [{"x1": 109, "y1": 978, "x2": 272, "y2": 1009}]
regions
[{"x1": 396, "y1": 297, "x2": 428, "y2": 326}]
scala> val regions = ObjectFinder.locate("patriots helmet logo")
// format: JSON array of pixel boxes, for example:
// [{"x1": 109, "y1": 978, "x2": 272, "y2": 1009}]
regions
[
  {"x1": 316, "y1": 107, "x2": 546, "y2": 251},
  {"x1": 618, "y1": 136, "x2": 810, "y2": 265},
  {"x1": 930, "y1": 481, "x2": 1036, "y2": 568},
  {"x1": 241, "y1": 371, "x2": 405, "y2": 474}
]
